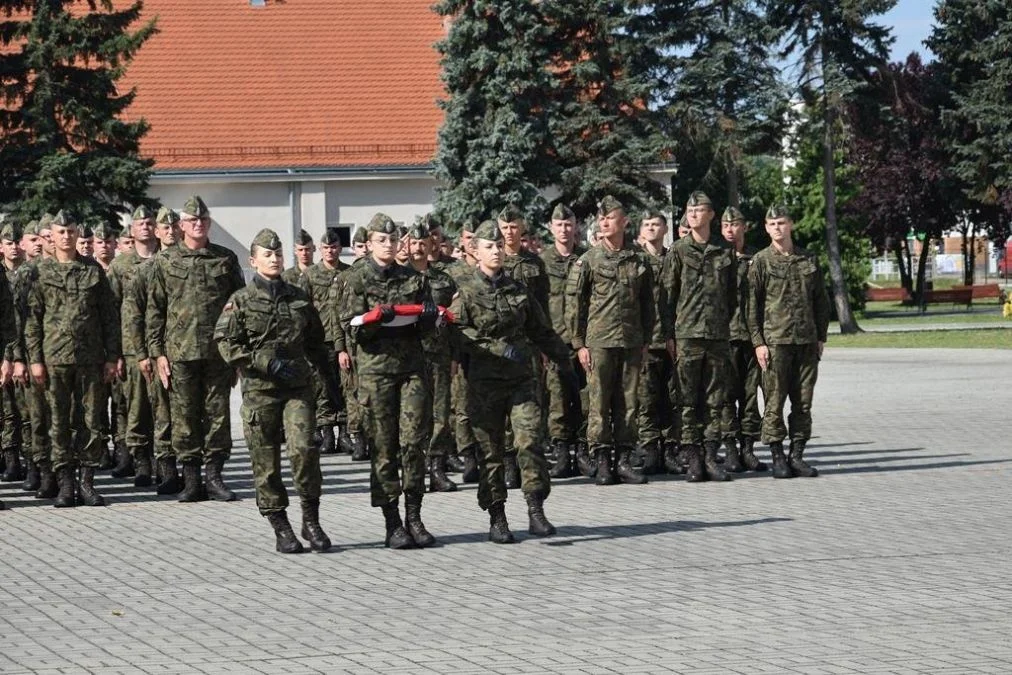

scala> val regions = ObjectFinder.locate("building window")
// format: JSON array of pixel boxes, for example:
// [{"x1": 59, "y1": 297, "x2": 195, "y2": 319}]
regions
[{"x1": 327, "y1": 224, "x2": 354, "y2": 248}]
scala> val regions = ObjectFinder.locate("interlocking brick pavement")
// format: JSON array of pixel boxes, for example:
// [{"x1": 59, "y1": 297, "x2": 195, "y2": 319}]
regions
[{"x1": 0, "y1": 348, "x2": 1009, "y2": 674}]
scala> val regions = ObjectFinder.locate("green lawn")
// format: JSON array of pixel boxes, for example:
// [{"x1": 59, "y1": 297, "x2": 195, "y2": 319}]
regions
[{"x1": 830, "y1": 329, "x2": 1012, "y2": 349}]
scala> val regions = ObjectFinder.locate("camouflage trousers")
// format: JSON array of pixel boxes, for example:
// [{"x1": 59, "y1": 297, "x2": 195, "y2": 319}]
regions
[
  {"x1": 339, "y1": 366, "x2": 363, "y2": 435},
  {"x1": 169, "y1": 357, "x2": 233, "y2": 465},
  {"x1": 358, "y1": 371, "x2": 431, "y2": 508},
  {"x1": 240, "y1": 387, "x2": 322, "y2": 515},
  {"x1": 721, "y1": 340, "x2": 762, "y2": 441},
  {"x1": 586, "y1": 347, "x2": 641, "y2": 451},
  {"x1": 452, "y1": 365, "x2": 478, "y2": 452},
  {"x1": 544, "y1": 350, "x2": 585, "y2": 444},
  {"x1": 761, "y1": 343, "x2": 819, "y2": 444},
  {"x1": 425, "y1": 352, "x2": 453, "y2": 459},
  {"x1": 1, "y1": 383, "x2": 29, "y2": 456},
  {"x1": 25, "y1": 379, "x2": 51, "y2": 464},
  {"x1": 677, "y1": 338, "x2": 729, "y2": 445},
  {"x1": 468, "y1": 375, "x2": 549, "y2": 511},
  {"x1": 311, "y1": 345, "x2": 340, "y2": 428},
  {"x1": 47, "y1": 364, "x2": 105, "y2": 470},
  {"x1": 125, "y1": 362, "x2": 172, "y2": 459},
  {"x1": 636, "y1": 348, "x2": 677, "y2": 446}
]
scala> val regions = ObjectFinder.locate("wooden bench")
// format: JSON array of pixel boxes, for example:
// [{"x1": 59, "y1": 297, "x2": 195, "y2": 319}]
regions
[
  {"x1": 952, "y1": 283, "x2": 1002, "y2": 301},
  {"x1": 866, "y1": 287, "x2": 913, "y2": 303},
  {"x1": 923, "y1": 288, "x2": 973, "y2": 308}
]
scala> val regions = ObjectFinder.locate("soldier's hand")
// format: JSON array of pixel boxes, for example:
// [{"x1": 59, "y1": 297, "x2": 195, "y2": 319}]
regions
[
  {"x1": 30, "y1": 363, "x2": 46, "y2": 389},
  {"x1": 268, "y1": 358, "x2": 298, "y2": 382},
  {"x1": 578, "y1": 347, "x2": 592, "y2": 373},
  {"x1": 502, "y1": 344, "x2": 526, "y2": 363},
  {"x1": 379, "y1": 305, "x2": 396, "y2": 324},
  {"x1": 817, "y1": 341, "x2": 825, "y2": 359},
  {"x1": 138, "y1": 358, "x2": 153, "y2": 383},
  {"x1": 337, "y1": 351, "x2": 352, "y2": 371},
  {"x1": 0, "y1": 359, "x2": 10, "y2": 387},
  {"x1": 419, "y1": 300, "x2": 438, "y2": 324},
  {"x1": 103, "y1": 361, "x2": 119, "y2": 384},
  {"x1": 116, "y1": 358, "x2": 126, "y2": 381},
  {"x1": 12, "y1": 361, "x2": 26, "y2": 385},
  {"x1": 450, "y1": 360, "x2": 458, "y2": 378},
  {"x1": 156, "y1": 356, "x2": 172, "y2": 390},
  {"x1": 755, "y1": 345, "x2": 770, "y2": 372},
  {"x1": 666, "y1": 338, "x2": 677, "y2": 362}
]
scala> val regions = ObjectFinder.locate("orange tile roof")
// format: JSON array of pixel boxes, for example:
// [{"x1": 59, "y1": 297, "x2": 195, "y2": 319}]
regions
[{"x1": 121, "y1": 0, "x2": 446, "y2": 171}]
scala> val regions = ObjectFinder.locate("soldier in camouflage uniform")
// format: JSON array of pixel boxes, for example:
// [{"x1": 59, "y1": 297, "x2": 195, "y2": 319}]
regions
[
  {"x1": 748, "y1": 205, "x2": 831, "y2": 479},
  {"x1": 215, "y1": 229, "x2": 332, "y2": 554},
  {"x1": 405, "y1": 224, "x2": 457, "y2": 492},
  {"x1": 539, "y1": 204, "x2": 586, "y2": 479},
  {"x1": 282, "y1": 229, "x2": 314, "y2": 286},
  {"x1": 423, "y1": 214, "x2": 456, "y2": 270},
  {"x1": 89, "y1": 220, "x2": 123, "y2": 472},
  {"x1": 24, "y1": 211, "x2": 121, "y2": 507},
  {"x1": 1, "y1": 222, "x2": 28, "y2": 485},
  {"x1": 108, "y1": 210, "x2": 162, "y2": 487},
  {"x1": 330, "y1": 226, "x2": 369, "y2": 462},
  {"x1": 337, "y1": 213, "x2": 439, "y2": 549},
  {"x1": 92, "y1": 224, "x2": 117, "y2": 269},
  {"x1": 450, "y1": 221, "x2": 575, "y2": 543},
  {"x1": 663, "y1": 192, "x2": 737, "y2": 483},
  {"x1": 569, "y1": 196, "x2": 653, "y2": 485},
  {"x1": 297, "y1": 229, "x2": 348, "y2": 455},
  {"x1": 719, "y1": 207, "x2": 767, "y2": 474},
  {"x1": 634, "y1": 210, "x2": 676, "y2": 476},
  {"x1": 147, "y1": 196, "x2": 245, "y2": 502}
]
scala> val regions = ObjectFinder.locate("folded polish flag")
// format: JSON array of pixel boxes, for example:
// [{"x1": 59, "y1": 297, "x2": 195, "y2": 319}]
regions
[{"x1": 350, "y1": 304, "x2": 455, "y2": 328}]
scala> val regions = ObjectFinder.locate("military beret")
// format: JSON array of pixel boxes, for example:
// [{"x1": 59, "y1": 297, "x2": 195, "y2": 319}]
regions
[
  {"x1": 92, "y1": 222, "x2": 117, "y2": 240},
  {"x1": 53, "y1": 210, "x2": 77, "y2": 228},
  {"x1": 0, "y1": 222, "x2": 20, "y2": 242},
  {"x1": 497, "y1": 204, "x2": 524, "y2": 223},
  {"x1": 181, "y1": 195, "x2": 209, "y2": 219},
  {"x1": 640, "y1": 208, "x2": 666, "y2": 222},
  {"x1": 406, "y1": 224, "x2": 429, "y2": 241},
  {"x1": 251, "y1": 228, "x2": 282, "y2": 252},
  {"x1": 722, "y1": 206, "x2": 745, "y2": 223},
  {"x1": 686, "y1": 191, "x2": 713, "y2": 208},
  {"x1": 598, "y1": 195, "x2": 624, "y2": 216},
  {"x1": 422, "y1": 213, "x2": 442, "y2": 233},
  {"x1": 460, "y1": 219, "x2": 477, "y2": 234},
  {"x1": 766, "y1": 203, "x2": 791, "y2": 221},
  {"x1": 132, "y1": 205, "x2": 155, "y2": 221},
  {"x1": 474, "y1": 219, "x2": 504, "y2": 242},
  {"x1": 79, "y1": 224, "x2": 94, "y2": 239},
  {"x1": 22, "y1": 220, "x2": 39, "y2": 237},
  {"x1": 38, "y1": 213, "x2": 55, "y2": 229},
  {"x1": 295, "y1": 229, "x2": 314, "y2": 246},
  {"x1": 551, "y1": 203, "x2": 575, "y2": 221},
  {"x1": 320, "y1": 228, "x2": 342, "y2": 245},
  {"x1": 352, "y1": 226, "x2": 369, "y2": 244},
  {"x1": 156, "y1": 207, "x2": 180, "y2": 225},
  {"x1": 366, "y1": 213, "x2": 398, "y2": 235}
]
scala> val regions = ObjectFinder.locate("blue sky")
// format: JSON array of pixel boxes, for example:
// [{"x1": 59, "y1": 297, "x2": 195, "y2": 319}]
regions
[{"x1": 880, "y1": 0, "x2": 935, "y2": 61}]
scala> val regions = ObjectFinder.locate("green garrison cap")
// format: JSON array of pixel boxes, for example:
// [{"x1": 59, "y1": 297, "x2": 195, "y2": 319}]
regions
[
  {"x1": 597, "y1": 195, "x2": 624, "y2": 216},
  {"x1": 156, "y1": 207, "x2": 180, "y2": 225},
  {"x1": 22, "y1": 220, "x2": 39, "y2": 236},
  {"x1": 460, "y1": 219, "x2": 478, "y2": 234},
  {"x1": 497, "y1": 204, "x2": 524, "y2": 223},
  {"x1": 641, "y1": 208, "x2": 666, "y2": 221},
  {"x1": 320, "y1": 228, "x2": 342, "y2": 245},
  {"x1": 352, "y1": 226, "x2": 369, "y2": 244},
  {"x1": 79, "y1": 224, "x2": 94, "y2": 239},
  {"x1": 53, "y1": 210, "x2": 77, "y2": 228},
  {"x1": 295, "y1": 229, "x2": 313, "y2": 246},
  {"x1": 474, "y1": 219, "x2": 504, "y2": 242},
  {"x1": 38, "y1": 213, "x2": 55, "y2": 229},
  {"x1": 551, "y1": 203, "x2": 575, "y2": 221},
  {"x1": 686, "y1": 191, "x2": 713, "y2": 208},
  {"x1": 181, "y1": 195, "x2": 209, "y2": 218},
  {"x1": 92, "y1": 222, "x2": 118, "y2": 240},
  {"x1": 422, "y1": 213, "x2": 442, "y2": 232},
  {"x1": 251, "y1": 228, "x2": 282, "y2": 252},
  {"x1": 722, "y1": 206, "x2": 745, "y2": 223},
  {"x1": 366, "y1": 213, "x2": 398, "y2": 235},
  {"x1": 766, "y1": 203, "x2": 791, "y2": 220},
  {"x1": 406, "y1": 223, "x2": 429, "y2": 241},
  {"x1": 0, "y1": 222, "x2": 20, "y2": 242},
  {"x1": 132, "y1": 205, "x2": 155, "y2": 221}
]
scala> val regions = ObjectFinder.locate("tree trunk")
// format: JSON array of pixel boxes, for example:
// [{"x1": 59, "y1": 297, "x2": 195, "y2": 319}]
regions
[
  {"x1": 895, "y1": 239, "x2": 912, "y2": 295},
  {"x1": 820, "y1": 100, "x2": 861, "y2": 333},
  {"x1": 959, "y1": 221, "x2": 970, "y2": 286},
  {"x1": 967, "y1": 224, "x2": 977, "y2": 286},
  {"x1": 915, "y1": 239, "x2": 929, "y2": 310}
]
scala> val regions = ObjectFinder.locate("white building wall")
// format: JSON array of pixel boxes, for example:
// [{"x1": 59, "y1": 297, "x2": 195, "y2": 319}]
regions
[{"x1": 324, "y1": 177, "x2": 438, "y2": 230}]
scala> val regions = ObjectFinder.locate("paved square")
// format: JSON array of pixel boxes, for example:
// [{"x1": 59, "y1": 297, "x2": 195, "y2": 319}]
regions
[{"x1": 0, "y1": 347, "x2": 1009, "y2": 674}]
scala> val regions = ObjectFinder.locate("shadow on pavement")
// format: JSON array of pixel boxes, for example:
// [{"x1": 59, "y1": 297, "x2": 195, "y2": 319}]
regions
[{"x1": 818, "y1": 457, "x2": 1012, "y2": 475}]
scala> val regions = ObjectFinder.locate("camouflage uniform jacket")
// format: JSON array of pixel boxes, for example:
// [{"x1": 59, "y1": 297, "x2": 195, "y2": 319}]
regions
[
  {"x1": 281, "y1": 265, "x2": 308, "y2": 287},
  {"x1": 419, "y1": 264, "x2": 456, "y2": 359},
  {"x1": 298, "y1": 260, "x2": 349, "y2": 347},
  {"x1": 108, "y1": 249, "x2": 158, "y2": 357},
  {"x1": 325, "y1": 257, "x2": 365, "y2": 353},
  {"x1": 747, "y1": 246, "x2": 831, "y2": 347},
  {"x1": 729, "y1": 248, "x2": 756, "y2": 343},
  {"x1": 450, "y1": 268, "x2": 570, "y2": 383},
  {"x1": 638, "y1": 245, "x2": 669, "y2": 349},
  {"x1": 337, "y1": 258, "x2": 432, "y2": 376},
  {"x1": 146, "y1": 242, "x2": 245, "y2": 362},
  {"x1": 663, "y1": 235, "x2": 737, "y2": 341},
  {"x1": 10, "y1": 259, "x2": 40, "y2": 363},
  {"x1": 444, "y1": 259, "x2": 476, "y2": 285},
  {"x1": 4, "y1": 262, "x2": 22, "y2": 362},
  {"x1": 502, "y1": 249, "x2": 549, "y2": 314},
  {"x1": 568, "y1": 244, "x2": 655, "y2": 350},
  {"x1": 25, "y1": 257, "x2": 121, "y2": 366},
  {"x1": 214, "y1": 275, "x2": 329, "y2": 395},
  {"x1": 540, "y1": 244, "x2": 586, "y2": 346}
]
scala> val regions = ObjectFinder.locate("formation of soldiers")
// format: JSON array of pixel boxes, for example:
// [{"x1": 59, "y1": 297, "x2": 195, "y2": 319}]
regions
[{"x1": 0, "y1": 189, "x2": 830, "y2": 554}]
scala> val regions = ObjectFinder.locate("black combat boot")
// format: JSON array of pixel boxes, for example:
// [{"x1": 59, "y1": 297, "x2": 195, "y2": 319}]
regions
[
  {"x1": 703, "y1": 441, "x2": 731, "y2": 482},
  {"x1": 460, "y1": 445, "x2": 480, "y2": 484},
  {"x1": 504, "y1": 453, "x2": 520, "y2": 489},
  {"x1": 525, "y1": 491, "x2": 556, "y2": 536},
  {"x1": 157, "y1": 456, "x2": 183, "y2": 495},
  {"x1": 336, "y1": 425, "x2": 354, "y2": 454},
  {"x1": 178, "y1": 462, "x2": 207, "y2": 502},
  {"x1": 22, "y1": 458, "x2": 40, "y2": 492},
  {"x1": 685, "y1": 445, "x2": 707, "y2": 483},
  {"x1": 204, "y1": 456, "x2": 236, "y2": 501},
  {"x1": 404, "y1": 495, "x2": 436, "y2": 548},
  {"x1": 639, "y1": 440, "x2": 662, "y2": 475},
  {"x1": 595, "y1": 447, "x2": 617, "y2": 486},
  {"x1": 663, "y1": 441, "x2": 685, "y2": 475},
  {"x1": 769, "y1": 442, "x2": 793, "y2": 479},
  {"x1": 2, "y1": 448, "x2": 23, "y2": 482},
  {"x1": 53, "y1": 466, "x2": 76, "y2": 507},
  {"x1": 740, "y1": 438, "x2": 767, "y2": 471},
  {"x1": 445, "y1": 451, "x2": 465, "y2": 474},
  {"x1": 319, "y1": 426, "x2": 336, "y2": 454},
  {"x1": 350, "y1": 433, "x2": 370, "y2": 462},
  {"x1": 723, "y1": 437, "x2": 746, "y2": 474},
  {"x1": 428, "y1": 456, "x2": 458, "y2": 493},
  {"x1": 548, "y1": 440, "x2": 572, "y2": 479},
  {"x1": 300, "y1": 497, "x2": 332, "y2": 552},
  {"x1": 97, "y1": 441, "x2": 115, "y2": 470},
  {"x1": 576, "y1": 441, "x2": 597, "y2": 478},
  {"x1": 381, "y1": 502, "x2": 414, "y2": 549},
  {"x1": 488, "y1": 501, "x2": 515, "y2": 544},
  {"x1": 133, "y1": 449, "x2": 153, "y2": 487},
  {"x1": 788, "y1": 440, "x2": 818, "y2": 478},
  {"x1": 616, "y1": 447, "x2": 648, "y2": 484},
  {"x1": 78, "y1": 466, "x2": 105, "y2": 506},
  {"x1": 36, "y1": 461, "x2": 58, "y2": 499},
  {"x1": 109, "y1": 444, "x2": 134, "y2": 478},
  {"x1": 267, "y1": 511, "x2": 304, "y2": 554}
]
